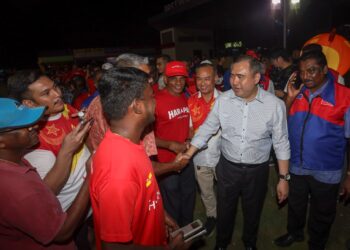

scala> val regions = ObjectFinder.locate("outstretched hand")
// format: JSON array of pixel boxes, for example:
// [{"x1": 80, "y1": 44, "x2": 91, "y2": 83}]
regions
[
  {"x1": 169, "y1": 141, "x2": 188, "y2": 154},
  {"x1": 172, "y1": 153, "x2": 190, "y2": 172}
]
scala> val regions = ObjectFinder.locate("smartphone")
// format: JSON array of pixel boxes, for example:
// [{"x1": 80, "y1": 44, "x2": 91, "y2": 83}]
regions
[
  {"x1": 293, "y1": 72, "x2": 302, "y2": 89},
  {"x1": 170, "y1": 219, "x2": 204, "y2": 240}
]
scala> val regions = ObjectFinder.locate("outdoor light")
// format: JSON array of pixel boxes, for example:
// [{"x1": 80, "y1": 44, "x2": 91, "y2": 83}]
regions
[{"x1": 271, "y1": 0, "x2": 301, "y2": 48}]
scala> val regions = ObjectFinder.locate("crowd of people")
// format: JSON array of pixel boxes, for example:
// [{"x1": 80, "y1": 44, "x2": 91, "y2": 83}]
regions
[{"x1": 0, "y1": 45, "x2": 350, "y2": 250}]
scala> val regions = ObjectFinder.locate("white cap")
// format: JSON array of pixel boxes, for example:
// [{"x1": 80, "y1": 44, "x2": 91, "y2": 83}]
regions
[
  {"x1": 102, "y1": 62, "x2": 113, "y2": 71},
  {"x1": 200, "y1": 60, "x2": 213, "y2": 65}
]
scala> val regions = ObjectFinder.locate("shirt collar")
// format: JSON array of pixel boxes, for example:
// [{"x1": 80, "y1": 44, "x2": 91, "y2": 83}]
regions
[
  {"x1": 197, "y1": 88, "x2": 219, "y2": 99},
  {"x1": 301, "y1": 74, "x2": 335, "y2": 105},
  {"x1": 229, "y1": 86, "x2": 264, "y2": 103}
]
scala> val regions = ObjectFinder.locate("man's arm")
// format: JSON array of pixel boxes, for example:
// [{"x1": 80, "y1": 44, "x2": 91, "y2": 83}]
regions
[
  {"x1": 272, "y1": 100, "x2": 291, "y2": 204},
  {"x1": 152, "y1": 154, "x2": 189, "y2": 176},
  {"x1": 283, "y1": 72, "x2": 304, "y2": 115},
  {"x1": 43, "y1": 121, "x2": 92, "y2": 194},
  {"x1": 276, "y1": 159, "x2": 289, "y2": 203},
  {"x1": 155, "y1": 138, "x2": 187, "y2": 154},
  {"x1": 101, "y1": 233, "x2": 186, "y2": 250},
  {"x1": 53, "y1": 157, "x2": 91, "y2": 242}
]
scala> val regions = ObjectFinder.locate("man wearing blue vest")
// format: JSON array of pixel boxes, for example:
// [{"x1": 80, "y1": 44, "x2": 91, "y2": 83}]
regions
[{"x1": 274, "y1": 51, "x2": 350, "y2": 250}]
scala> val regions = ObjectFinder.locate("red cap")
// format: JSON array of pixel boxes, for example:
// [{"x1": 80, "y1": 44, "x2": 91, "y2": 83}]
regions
[
  {"x1": 165, "y1": 61, "x2": 188, "y2": 77},
  {"x1": 246, "y1": 50, "x2": 259, "y2": 60},
  {"x1": 63, "y1": 69, "x2": 86, "y2": 84}
]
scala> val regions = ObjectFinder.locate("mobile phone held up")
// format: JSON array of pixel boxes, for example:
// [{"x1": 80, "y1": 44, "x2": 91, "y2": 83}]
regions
[
  {"x1": 294, "y1": 72, "x2": 303, "y2": 89},
  {"x1": 289, "y1": 71, "x2": 302, "y2": 89},
  {"x1": 170, "y1": 219, "x2": 207, "y2": 243}
]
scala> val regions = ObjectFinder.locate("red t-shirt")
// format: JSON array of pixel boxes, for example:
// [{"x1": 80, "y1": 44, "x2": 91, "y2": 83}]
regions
[
  {"x1": 188, "y1": 92, "x2": 216, "y2": 132},
  {"x1": 0, "y1": 159, "x2": 74, "y2": 250},
  {"x1": 35, "y1": 104, "x2": 79, "y2": 156},
  {"x1": 90, "y1": 130, "x2": 167, "y2": 250},
  {"x1": 154, "y1": 89, "x2": 190, "y2": 163}
]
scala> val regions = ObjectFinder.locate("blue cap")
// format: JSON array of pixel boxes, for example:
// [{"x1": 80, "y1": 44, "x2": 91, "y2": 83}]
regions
[{"x1": 0, "y1": 98, "x2": 45, "y2": 132}]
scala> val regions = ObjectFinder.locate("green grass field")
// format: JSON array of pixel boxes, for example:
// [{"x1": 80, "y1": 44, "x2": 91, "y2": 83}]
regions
[{"x1": 191, "y1": 167, "x2": 350, "y2": 250}]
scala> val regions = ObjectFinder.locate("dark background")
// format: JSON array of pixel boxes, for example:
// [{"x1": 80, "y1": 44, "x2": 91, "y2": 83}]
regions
[{"x1": 0, "y1": 0, "x2": 348, "y2": 68}]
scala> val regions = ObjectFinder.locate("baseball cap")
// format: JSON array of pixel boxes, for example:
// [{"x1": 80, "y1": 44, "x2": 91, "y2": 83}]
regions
[
  {"x1": 165, "y1": 61, "x2": 188, "y2": 77},
  {"x1": 200, "y1": 60, "x2": 213, "y2": 65},
  {"x1": 0, "y1": 98, "x2": 45, "y2": 132},
  {"x1": 246, "y1": 50, "x2": 260, "y2": 60},
  {"x1": 101, "y1": 62, "x2": 113, "y2": 71}
]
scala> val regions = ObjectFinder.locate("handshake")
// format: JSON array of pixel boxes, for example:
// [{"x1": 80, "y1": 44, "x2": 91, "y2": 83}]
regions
[
  {"x1": 166, "y1": 140, "x2": 198, "y2": 173},
  {"x1": 173, "y1": 152, "x2": 192, "y2": 172}
]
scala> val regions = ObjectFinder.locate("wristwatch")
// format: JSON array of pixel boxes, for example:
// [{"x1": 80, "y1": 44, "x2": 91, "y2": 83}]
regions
[{"x1": 279, "y1": 173, "x2": 291, "y2": 181}]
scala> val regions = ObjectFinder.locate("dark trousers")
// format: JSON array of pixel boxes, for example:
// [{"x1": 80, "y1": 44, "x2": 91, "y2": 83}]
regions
[
  {"x1": 216, "y1": 155, "x2": 269, "y2": 248},
  {"x1": 287, "y1": 174, "x2": 339, "y2": 250},
  {"x1": 74, "y1": 216, "x2": 93, "y2": 250},
  {"x1": 159, "y1": 160, "x2": 196, "y2": 227}
]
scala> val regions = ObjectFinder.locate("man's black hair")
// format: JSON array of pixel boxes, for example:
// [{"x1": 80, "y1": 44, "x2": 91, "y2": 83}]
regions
[
  {"x1": 299, "y1": 50, "x2": 327, "y2": 69},
  {"x1": 233, "y1": 54, "x2": 263, "y2": 75},
  {"x1": 302, "y1": 43, "x2": 323, "y2": 55},
  {"x1": 156, "y1": 54, "x2": 171, "y2": 62},
  {"x1": 98, "y1": 67, "x2": 149, "y2": 121},
  {"x1": 270, "y1": 48, "x2": 292, "y2": 62},
  {"x1": 7, "y1": 70, "x2": 44, "y2": 101}
]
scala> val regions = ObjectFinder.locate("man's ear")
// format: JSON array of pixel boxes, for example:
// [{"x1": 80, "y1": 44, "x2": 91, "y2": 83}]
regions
[
  {"x1": 22, "y1": 99, "x2": 37, "y2": 108},
  {"x1": 131, "y1": 99, "x2": 143, "y2": 115},
  {"x1": 322, "y1": 65, "x2": 328, "y2": 75},
  {"x1": 214, "y1": 73, "x2": 219, "y2": 83},
  {"x1": 254, "y1": 72, "x2": 261, "y2": 85}
]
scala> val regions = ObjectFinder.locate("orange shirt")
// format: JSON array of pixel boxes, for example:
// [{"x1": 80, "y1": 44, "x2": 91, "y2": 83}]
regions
[{"x1": 188, "y1": 91, "x2": 218, "y2": 132}]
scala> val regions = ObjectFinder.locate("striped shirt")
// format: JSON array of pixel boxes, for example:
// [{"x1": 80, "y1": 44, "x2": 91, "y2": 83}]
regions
[{"x1": 191, "y1": 87, "x2": 290, "y2": 164}]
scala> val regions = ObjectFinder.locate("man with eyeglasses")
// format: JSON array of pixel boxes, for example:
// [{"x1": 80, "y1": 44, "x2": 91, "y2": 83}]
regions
[
  {"x1": 154, "y1": 61, "x2": 196, "y2": 227},
  {"x1": 0, "y1": 98, "x2": 90, "y2": 250},
  {"x1": 274, "y1": 51, "x2": 350, "y2": 250}
]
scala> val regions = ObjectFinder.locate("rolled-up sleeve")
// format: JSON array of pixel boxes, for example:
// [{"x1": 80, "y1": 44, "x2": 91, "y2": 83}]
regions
[{"x1": 272, "y1": 100, "x2": 290, "y2": 160}]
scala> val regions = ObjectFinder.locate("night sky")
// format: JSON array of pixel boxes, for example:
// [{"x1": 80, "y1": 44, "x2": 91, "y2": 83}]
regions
[
  {"x1": 0, "y1": 0, "x2": 173, "y2": 68},
  {"x1": 0, "y1": 0, "x2": 348, "y2": 68}
]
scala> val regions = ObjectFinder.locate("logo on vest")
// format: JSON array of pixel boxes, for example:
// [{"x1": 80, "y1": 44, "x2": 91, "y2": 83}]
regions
[{"x1": 321, "y1": 99, "x2": 334, "y2": 107}]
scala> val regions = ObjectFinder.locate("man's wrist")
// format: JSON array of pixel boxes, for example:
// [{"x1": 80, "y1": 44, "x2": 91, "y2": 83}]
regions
[{"x1": 278, "y1": 173, "x2": 291, "y2": 181}]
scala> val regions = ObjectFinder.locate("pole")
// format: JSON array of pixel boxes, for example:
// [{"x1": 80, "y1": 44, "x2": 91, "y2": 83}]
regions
[{"x1": 283, "y1": 0, "x2": 287, "y2": 48}]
